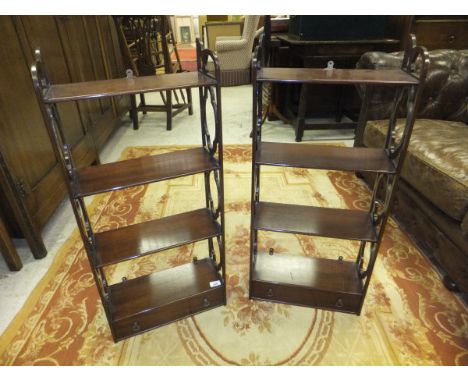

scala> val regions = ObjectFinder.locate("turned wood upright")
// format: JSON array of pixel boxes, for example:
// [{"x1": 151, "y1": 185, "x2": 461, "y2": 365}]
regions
[
  {"x1": 249, "y1": 35, "x2": 429, "y2": 314},
  {"x1": 31, "y1": 39, "x2": 226, "y2": 342}
]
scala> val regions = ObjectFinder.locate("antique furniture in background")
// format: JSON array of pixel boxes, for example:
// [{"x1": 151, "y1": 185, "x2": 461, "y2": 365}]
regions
[
  {"x1": 0, "y1": 150, "x2": 46, "y2": 270},
  {"x1": 355, "y1": 49, "x2": 468, "y2": 295},
  {"x1": 267, "y1": 15, "x2": 468, "y2": 141},
  {"x1": 211, "y1": 15, "x2": 261, "y2": 86},
  {"x1": 409, "y1": 16, "x2": 468, "y2": 50},
  {"x1": 249, "y1": 35, "x2": 428, "y2": 313},
  {"x1": 203, "y1": 21, "x2": 243, "y2": 52},
  {"x1": 0, "y1": 214, "x2": 21, "y2": 271},
  {"x1": 0, "y1": 16, "x2": 128, "y2": 266},
  {"x1": 270, "y1": 16, "x2": 412, "y2": 141},
  {"x1": 31, "y1": 39, "x2": 226, "y2": 341},
  {"x1": 114, "y1": 16, "x2": 193, "y2": 131}
]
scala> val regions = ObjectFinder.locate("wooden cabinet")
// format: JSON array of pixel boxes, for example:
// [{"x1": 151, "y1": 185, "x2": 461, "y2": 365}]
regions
[
  {"x1": 0, "y1": 16, "x2": 129, "y2": 263},
  {"x1": 411, "y1": 16, "x2": 468, "y2": 50}
]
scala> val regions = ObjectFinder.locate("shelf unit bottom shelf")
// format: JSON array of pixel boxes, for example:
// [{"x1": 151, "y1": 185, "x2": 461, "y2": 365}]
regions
[
  {"x1": 250, "y1": 253, "x2": 363, "y2": 314},
  {"x1": 108, "y1": 258, "x2": 225, "y2": 341}
]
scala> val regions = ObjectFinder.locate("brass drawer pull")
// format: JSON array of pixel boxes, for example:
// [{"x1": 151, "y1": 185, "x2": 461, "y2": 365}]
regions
[
  {"x1": 203, "y1": 298, "x2": 210, "y2": 307},
  {"x1": 267, "y1": 288, "x2": 274, "y2": 297}
]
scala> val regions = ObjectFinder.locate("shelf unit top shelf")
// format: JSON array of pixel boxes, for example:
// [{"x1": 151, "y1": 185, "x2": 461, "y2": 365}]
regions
[
  {"x1": 44, "y1": 71, "x2": 216, "y2": 103},
  {"x1": 257, "y1": 142, "x2": 396, "y2": 174},
  {"x1": 94, "y1": 208, "x2": 221, "y2": 268},
  {"x1": 109, "y1": 258, "x2": 222, "y2": 322},
  {"x1": 257, "y1": 67, "x2": 419, "y2": 85},
  {"x1": 252, "y1": 253, "x2": 362, "y2": 296},
  {"x1": 73, "y1": 147, "x2": 218, "y2": 198},
  {"x1": 255, "y1": 201, "x2": 377, "y2": 242}
]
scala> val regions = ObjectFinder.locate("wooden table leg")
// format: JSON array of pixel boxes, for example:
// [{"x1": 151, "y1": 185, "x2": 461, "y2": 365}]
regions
[
  {"x1": 295, "y1": 83, "x2": 308, "y2": 142},
  {"x1": 0, "y1": 215, "x2": 22, "y2": 271},
  {"x1": 166, "y1": 90, "x2": 172, "y2": 131},
  {"x1": 130, "y1": 94, "x2": 139, "y2": 130}
]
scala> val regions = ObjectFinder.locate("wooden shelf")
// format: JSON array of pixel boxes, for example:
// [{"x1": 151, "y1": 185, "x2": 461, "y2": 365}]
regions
[
  {"x1": 257, "y1": 67, "x2": 419, "y2": 85},
  {"x1": 73, "y1": 148, "x2": 218, "y2": 197},
  {"x1": 254, "y1": 201, "x2": 377, "y2": 242},
  {"x1": 109, "y1": 258, "x2": 225, "y2": 341},
  {"x1": 257, "y1": 142, "x2": 396, "y2": 174},
  {"x1": 250, "y1": 253, "x2": 363, "y2": 313},
  {"x1": 94, "y1": 208, "x2": 221, "y2": 268},
  {"x1": 44, "y1": 72, "x2": 216, "y2": 103},
  {"x1": 32, "y1": 42, "x2": 227, "y2": 342}
]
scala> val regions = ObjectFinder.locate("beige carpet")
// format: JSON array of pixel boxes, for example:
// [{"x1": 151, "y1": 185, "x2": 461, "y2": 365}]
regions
[{"x1": 0, "y1": 145, "x2": 466, "y2": 365}]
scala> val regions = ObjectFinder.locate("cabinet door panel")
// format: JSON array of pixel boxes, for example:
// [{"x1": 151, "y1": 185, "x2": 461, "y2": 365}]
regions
[
  {"x1": 82, "y1": 16, "x2": 117, "y2": 149},
  {"x1": 55, "y1": 15, "x2": 102, "y2": 131},
  {"x1": 98, "y1": 16, "x2": 130, "y2": 117},
  {"x1": 19, "y1": 16, "x2": 86, "y2": 148},
  {"x1": 0, "y1": 17, "x2": 55, "y2": 204}
]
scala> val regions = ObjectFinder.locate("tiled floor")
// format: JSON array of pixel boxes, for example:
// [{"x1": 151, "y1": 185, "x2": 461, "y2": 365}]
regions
[{"x1": 0, "y1": 84, "x2": 354, "y2": 335}]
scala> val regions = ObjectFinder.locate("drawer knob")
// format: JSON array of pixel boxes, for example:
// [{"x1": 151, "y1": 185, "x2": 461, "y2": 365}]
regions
[
  {"x1": 448, "y1": 35, "x2": 456, "y2": 43},
  {"x1": 335, "y1": 298, "x2": 344, "y2": 308},
  {"x1": 203, "y1": 298, "x2": 210, "y2": 307},
  {"x1": 267, "y1": 288, "x2": 274, "y2": 297},
  {"x1": 132, "y1": 321, "x2": 140, "y2": 332}
]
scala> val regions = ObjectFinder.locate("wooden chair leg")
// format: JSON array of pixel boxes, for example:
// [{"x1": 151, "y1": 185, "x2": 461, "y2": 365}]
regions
[
  {"x1": 0, "y1": 216, "x2": 22, "y2": 271},
  {"x1": 166, "y1": 90, "x2": 172, "y2": 130},
  {"x1": 140, "y1": 93, "x2": 147, "y2": 114},
  {"x1": 187, "y1": 88, "x2": 193, "y2": 115},
  {"x1": 295, "y1": 84, "x2": 308, "y2": 142}
]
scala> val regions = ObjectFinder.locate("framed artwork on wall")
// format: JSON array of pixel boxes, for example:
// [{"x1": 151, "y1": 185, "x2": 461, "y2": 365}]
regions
[{"x1": 174, "y1": 16, "x2": 195, "y2": 44}]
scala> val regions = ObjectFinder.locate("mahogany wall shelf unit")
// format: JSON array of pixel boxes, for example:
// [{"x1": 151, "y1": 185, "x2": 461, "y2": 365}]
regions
[
  {"x1": 30, "y1": 40, "x2": 226, "y2": 342},
  {"x1": 249, "y1": 35, "x2": 429, "y2": 314}
]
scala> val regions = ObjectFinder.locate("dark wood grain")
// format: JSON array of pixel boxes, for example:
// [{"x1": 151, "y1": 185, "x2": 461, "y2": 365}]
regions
[
  {"x1": 251, "y1": 253, "x2": 362, "y2": 313},
  {"x1": 254, "y1": 201, "x2": 377, "y2": 242},
  {"x1": 258, "y1": 67, "x2": 418, "y2": 85},
  {"x1": 411, "y1": 16, "x2": 468, "y2": 50},
  {"x1": 0, "y1": 214, "x2": 22, "y2": 271},
  {"x1": 110, "y1": 258, "x2": 223, "y2": 321},
  {"x1": 95, "y1": 208, "x2": 220, "y2": 267},
  {"x1": 257, "y1": 142, "x2": 396, "y2": 174},
  {"x1": 74, "y1": 148, "x2": 219, "y2": 197},
  {"x1": 1, "y1": 16, "x2": 128, "y2": 249},
  {"x1": 45, "y1": 72, "x2": 217, "y2": 103}
]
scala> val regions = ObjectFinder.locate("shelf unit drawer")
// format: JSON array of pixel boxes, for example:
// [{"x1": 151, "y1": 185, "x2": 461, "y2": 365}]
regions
[
  {"x1": 250, "y1": 253, "x2": 363, "y2": 314},
  {"x1": 251, "y1": 280, "x2": 362, "y2": 314},
  {"x1": 112, "y1": 285, "x2": 225, "y2": 341}
]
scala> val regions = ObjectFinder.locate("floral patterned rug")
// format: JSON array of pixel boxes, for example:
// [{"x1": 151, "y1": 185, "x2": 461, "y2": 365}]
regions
[{"x1": 0, "y1": 145, "x2": 466, "y2": 365}]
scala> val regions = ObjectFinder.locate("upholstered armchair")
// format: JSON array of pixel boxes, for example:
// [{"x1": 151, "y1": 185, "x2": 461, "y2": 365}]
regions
[{"x1": 210, "y1": 15, "x2": 261, "y2": 86}]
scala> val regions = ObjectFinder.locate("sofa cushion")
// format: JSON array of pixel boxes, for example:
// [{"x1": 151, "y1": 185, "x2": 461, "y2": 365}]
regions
[{"x1": 364, "y1": 118, "x2": 468, "y2": 222}]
